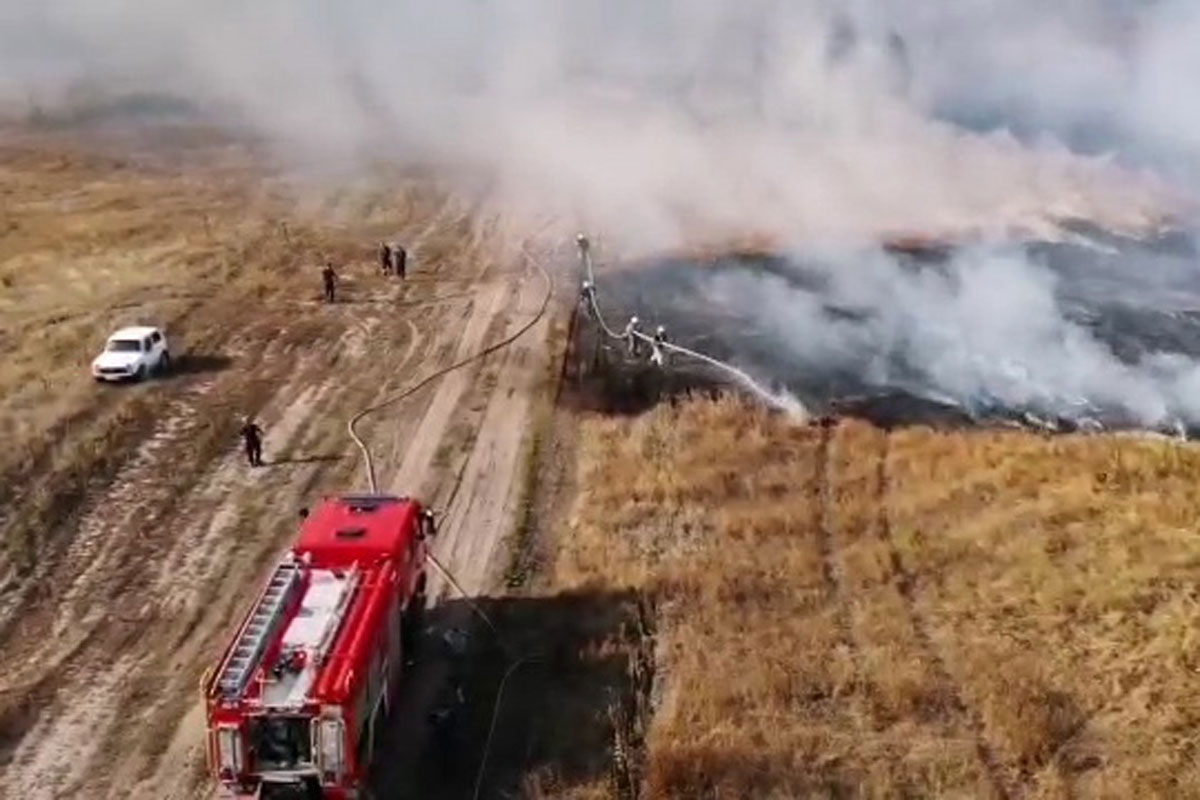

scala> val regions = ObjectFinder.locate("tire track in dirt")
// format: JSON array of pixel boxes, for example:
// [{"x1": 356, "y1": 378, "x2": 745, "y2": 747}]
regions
[
  {"x1": 387, "y1": 281, "x2": 511, "y2": 499},
  {"x1": 872, "y1": 429, "x2": 1015, "y2": 800},
  {"x1": 50, "y1": 379, "x2": 221, "y2": 633},
  {"x1": 432, "y1": 262, "x2": 551, "y2": 594},
  {"x1": 814, "y1": 420, "x2": 875, "y2": 716},
  {"x1": 0, "y1": 376, "x2": 217, "y2": 636},
  {"x1": 342, "y1": 194, "x2": 497, "y2": 491},
  {"x1": 5, "y1": 655, "x2": 134, "y2": 800},
  {"x1": 0, "y1": 370, "x2": 227, "y2": 690},
  {"x1": 366, "y1": 300, "x2": 464, "y2": 483}
]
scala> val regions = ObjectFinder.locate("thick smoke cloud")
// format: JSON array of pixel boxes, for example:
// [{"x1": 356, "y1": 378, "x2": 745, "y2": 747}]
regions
[
  {"x1": 0, "y1": 0, "x2": 1188, "y2": 252},
  {"x1": 7, "y1": 1, "x2": 1200, "y2": 427},
  {"x1": 696, "y1": 241, "x2": 1200, "y2": 428}
]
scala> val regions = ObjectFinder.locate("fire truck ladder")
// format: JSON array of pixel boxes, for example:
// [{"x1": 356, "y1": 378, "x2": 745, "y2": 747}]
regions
[{"x1": 216, "y1": 558, "x2": 303, "y2": 700}]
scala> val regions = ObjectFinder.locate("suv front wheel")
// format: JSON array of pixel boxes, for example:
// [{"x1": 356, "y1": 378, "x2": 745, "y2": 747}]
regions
[{"x1": 159, "y1": 351, "x2": 171, "y2": 374}]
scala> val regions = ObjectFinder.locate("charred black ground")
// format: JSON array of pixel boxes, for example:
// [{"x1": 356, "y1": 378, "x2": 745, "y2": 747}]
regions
[{"x1": 580, "y1": 226, "x2": 1200, "y2": 434}]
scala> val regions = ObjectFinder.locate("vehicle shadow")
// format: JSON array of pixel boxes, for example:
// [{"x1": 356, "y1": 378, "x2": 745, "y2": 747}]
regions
[
  {"x1": 166, "y1": 353, "x2": 233, "y2": 377},
  {"x1": 372, "y1": 589, "x2": 651, "y2": 800}
]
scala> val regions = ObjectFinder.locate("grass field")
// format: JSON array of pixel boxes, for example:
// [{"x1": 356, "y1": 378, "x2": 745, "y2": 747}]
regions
[{"x1": 553, "y1": 396, "x2": 1200, "y2": 799}]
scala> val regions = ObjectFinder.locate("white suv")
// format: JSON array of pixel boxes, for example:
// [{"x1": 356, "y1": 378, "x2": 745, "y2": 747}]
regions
[{"x1": 92, "y1": 326, "x2": 171, "y2": 382}]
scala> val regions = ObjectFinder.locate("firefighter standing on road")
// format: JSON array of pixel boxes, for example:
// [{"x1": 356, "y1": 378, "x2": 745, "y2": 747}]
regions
[
  {"x1": 392, "y1": 242, "x2": 407, "y2": 280},
  {"x1": 321, "y1": 261, "x2": 338, "y2": 303},
  {"x1": 240, "y1": 418, "x2": 264, "y2": 467},
  {"x1": 378, "y1": 241, "x2": 392, "y2": 275}
]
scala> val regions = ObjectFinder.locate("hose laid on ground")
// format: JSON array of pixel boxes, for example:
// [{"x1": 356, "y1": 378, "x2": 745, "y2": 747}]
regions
[
  {"x1": 348, "y1": 245, "x2": 554, "y2": 494},
  {"x1": 575, "y1": 235, "x2": 805, "y2": 416}
]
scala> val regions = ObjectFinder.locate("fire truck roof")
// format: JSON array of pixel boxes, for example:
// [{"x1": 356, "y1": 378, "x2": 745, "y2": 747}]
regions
[
  {"x1": 294, "y1": 494, "x2": 421, "y2": 568},
  {"x1": 259, "y1": 565, "x2": 356, "y2": 709}
]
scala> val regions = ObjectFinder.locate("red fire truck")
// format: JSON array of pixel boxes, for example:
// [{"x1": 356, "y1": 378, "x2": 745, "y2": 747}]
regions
[{"x1": 203, "y1": 494, "x2": 434, "y2": 799}]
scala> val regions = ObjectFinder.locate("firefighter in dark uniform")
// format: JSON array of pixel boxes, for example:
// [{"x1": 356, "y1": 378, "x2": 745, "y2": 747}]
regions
[
  {"x1": 321, "y1": 262, "x2": 338, "y2": 303},
  {"x1": 392, "y1": 242, "x2": 407, "y2": 280},
  {"x1": 378, "y1": 241, "x2": 392, "y2": 275},
  {"x1": 240, "y1": 418, "x2": 264, "y2": 467}
]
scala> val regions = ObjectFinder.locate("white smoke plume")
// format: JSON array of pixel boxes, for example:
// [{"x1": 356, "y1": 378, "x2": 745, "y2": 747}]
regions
[
  {"x1": 699, "y1": 241, "x2": 1200, "y2": 428},
  {"x1": 0, "y1": 1, "x2": 1191, "y2": 253}
]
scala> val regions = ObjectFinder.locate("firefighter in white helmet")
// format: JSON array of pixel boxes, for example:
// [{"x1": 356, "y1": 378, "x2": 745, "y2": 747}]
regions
[
  {"x1": 579, "y1": 280, "x2": 595, "y2": 321},
  {"x1": 623, "y1": 315, "x2": 641, "y2": 357},
  {"x1": 650, "y1": 325, "x2": 668, "y2": 367}
]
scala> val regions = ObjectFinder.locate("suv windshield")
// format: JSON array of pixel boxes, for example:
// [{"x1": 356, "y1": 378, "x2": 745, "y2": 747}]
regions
[
  {"x1": 106, "y1": 339, "x2": 142, "y2": 353},
  {"x1": 249, "y1": 715, "x2": 312, "y2": 770}
]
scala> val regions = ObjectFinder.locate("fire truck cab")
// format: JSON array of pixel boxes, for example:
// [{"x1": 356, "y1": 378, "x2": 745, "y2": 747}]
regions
[{"x1": 203, "y1": 494, "x2": 435, "y2": 799}]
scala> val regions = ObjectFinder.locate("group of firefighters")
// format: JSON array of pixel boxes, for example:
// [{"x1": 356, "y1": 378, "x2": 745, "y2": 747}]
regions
[
  {"x1": 579, "y1": 278, "x2": 670, "y2": 366},
  {"x1": 318, "y1": 241, "x2": 409, "y2": 305},
  {"x1": 241, "y1": 240, "x2": 412, "y2": 466}
]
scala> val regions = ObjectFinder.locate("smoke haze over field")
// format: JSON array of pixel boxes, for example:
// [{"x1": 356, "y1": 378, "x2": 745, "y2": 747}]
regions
[
  {"x1": 604, "y1": 232, "x2": 1200, "y2": 431},
  {"x1": 9, "y1": 1, "x2": 1200, "y2": 428},
  {"x1": 1, "y1": 1, "x2": 1195, "y2": 252}
]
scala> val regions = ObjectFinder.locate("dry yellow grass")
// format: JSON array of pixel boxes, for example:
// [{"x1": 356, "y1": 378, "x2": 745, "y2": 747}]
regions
[
  {"x1": 2, "y1": 138, "x2": 353, "y2": 460},
  {"x1": 0, "y1": 130, "x2": 450, "y2": 571},
  {"x1": 556, "y1": 396, "x2": 1200, "y2": 799}
]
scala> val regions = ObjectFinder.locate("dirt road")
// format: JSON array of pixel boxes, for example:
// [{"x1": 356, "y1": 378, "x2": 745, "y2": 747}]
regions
[{"x1": 0, "y1": 138, "x2": 557, "y2": 799}]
